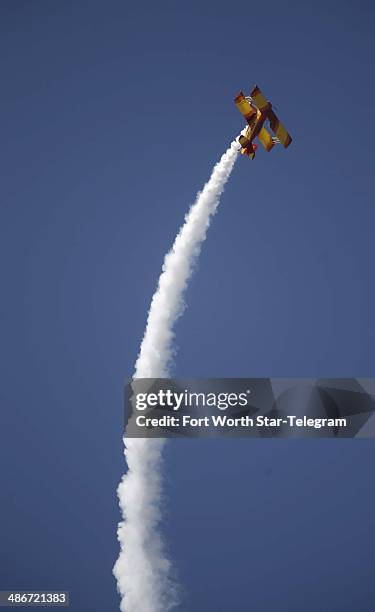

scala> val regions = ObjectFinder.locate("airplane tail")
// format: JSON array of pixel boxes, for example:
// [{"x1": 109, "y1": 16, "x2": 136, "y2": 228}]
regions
[{"x1": 240, "y1": 143, "x2": 257, "y2": 160}]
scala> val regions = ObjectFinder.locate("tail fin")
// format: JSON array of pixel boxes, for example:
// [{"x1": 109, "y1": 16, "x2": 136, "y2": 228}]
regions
[{"x1": 240, "y1": 144, "x2": 256, "y2": 160}]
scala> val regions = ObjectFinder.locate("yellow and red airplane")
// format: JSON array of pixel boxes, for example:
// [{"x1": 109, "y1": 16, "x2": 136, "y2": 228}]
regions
[{"x1": 234, "y1": 85, "x2": 292, "y2": 159}]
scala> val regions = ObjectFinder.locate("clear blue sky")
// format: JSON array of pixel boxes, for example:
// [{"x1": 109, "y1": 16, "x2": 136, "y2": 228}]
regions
[{"x1": 1, "y1": 2, "x2": 374, "y2": 610}]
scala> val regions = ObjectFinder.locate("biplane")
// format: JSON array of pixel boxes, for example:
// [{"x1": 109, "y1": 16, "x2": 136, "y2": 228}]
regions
[{"x1": 234, "y1": 85, "x2": 292, "y2": 159}]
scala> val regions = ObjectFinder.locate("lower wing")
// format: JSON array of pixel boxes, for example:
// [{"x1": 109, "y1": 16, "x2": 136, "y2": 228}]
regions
[
  {"x1": 268, "y1": 110, "x2": 292, "y2": 148},
  {"x1": 257, "y1": 126, "x2": 275, "y2": 152}
]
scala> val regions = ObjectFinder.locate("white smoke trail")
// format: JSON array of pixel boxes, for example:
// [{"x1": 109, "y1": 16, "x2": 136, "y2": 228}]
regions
[{"x1": 114, "y1": 138, "x2": 240, "y2": 612}]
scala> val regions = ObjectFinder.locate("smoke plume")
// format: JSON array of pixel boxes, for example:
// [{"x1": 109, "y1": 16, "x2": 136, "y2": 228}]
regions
[{"x1": 114, "y1": 139, "x2": 240, "y2": 611}]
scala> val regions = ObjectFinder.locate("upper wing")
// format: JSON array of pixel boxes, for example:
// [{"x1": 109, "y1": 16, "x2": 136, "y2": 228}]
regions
[
  {"x1": 268, "y1": 109, "x2": 292, "y2": 148},
  {"x1": 250, "y1": 85, "x2": 270, "y2": 112},
  {"x1": 234, "y1": 91, "x2": 257, "y2": 124},
  {"x1": 257, "y1": 126, "x2": 275, "y2": 152}
]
